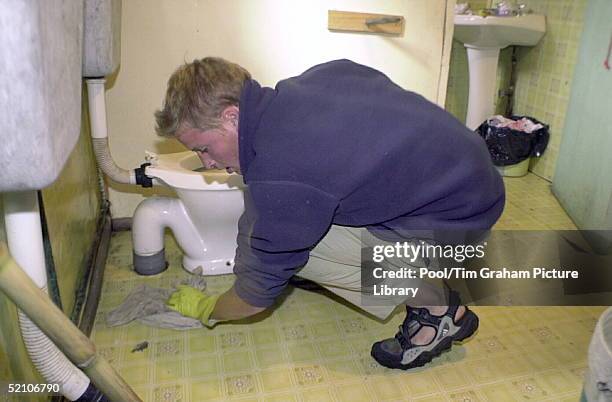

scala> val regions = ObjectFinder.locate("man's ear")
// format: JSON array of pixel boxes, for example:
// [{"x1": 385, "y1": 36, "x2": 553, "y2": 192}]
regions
[{"x1": 222, "y1": 105, "x2": 239, "y2": 127}]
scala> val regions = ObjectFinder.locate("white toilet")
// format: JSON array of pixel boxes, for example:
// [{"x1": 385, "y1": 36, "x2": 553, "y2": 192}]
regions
[{"x1": 132, "y1": 151, "x2": 245, "y2": 276}]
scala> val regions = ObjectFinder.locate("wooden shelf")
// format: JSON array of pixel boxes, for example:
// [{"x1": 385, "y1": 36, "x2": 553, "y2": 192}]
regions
[{"x1": 328, "y1": 10, "x2": 405, "y2": 36}]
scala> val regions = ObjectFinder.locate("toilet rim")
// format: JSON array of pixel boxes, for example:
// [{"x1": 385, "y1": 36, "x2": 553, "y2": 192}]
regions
[{"x1": 144, "y1": 151, "x2": 245, "y2": 191}]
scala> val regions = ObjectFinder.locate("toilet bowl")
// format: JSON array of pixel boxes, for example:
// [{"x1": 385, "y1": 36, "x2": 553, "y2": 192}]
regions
[{"x1": 132, "y1": 151, "x2": 245, "y2": 276}]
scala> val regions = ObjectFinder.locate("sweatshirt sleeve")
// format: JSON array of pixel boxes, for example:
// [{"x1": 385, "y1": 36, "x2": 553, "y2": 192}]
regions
[{"x1": 233, "y1": 181, "x2": 338, "y2": 307}]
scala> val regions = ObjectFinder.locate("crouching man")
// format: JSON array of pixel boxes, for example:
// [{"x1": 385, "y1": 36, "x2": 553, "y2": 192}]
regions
[{"x1": 156, "y1": 57, "x2": 505, "y2": 369}]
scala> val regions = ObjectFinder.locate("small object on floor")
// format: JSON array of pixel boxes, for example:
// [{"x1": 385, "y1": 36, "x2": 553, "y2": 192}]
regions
[
  {"x1": 131, "y1": 341, "x2": 149, "y2": 353},
  {"x1": 106, "y1": 276, "x2": 207, "y2": 330}
]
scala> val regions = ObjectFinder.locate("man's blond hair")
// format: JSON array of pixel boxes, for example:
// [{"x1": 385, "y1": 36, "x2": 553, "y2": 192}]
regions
[{"x1": 155, "y1": 57, "x2": 251, "y2": 137}]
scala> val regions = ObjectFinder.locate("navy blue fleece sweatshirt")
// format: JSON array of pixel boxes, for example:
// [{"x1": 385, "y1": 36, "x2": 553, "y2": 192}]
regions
[{"x1": 233, "y1": 59, "x2": 505, "y2": 307}]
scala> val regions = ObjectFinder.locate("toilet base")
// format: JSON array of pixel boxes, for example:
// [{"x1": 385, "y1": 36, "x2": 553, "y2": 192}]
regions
[
  {"x1": 132, "y1": 195, "x2": 242, "y2": 277},
  {"x1": 182, "y1": 256, "x2": 234, "y2": 276},
  {"x1": 133, "y1": 249, "x2": 168, "y2": 276}
]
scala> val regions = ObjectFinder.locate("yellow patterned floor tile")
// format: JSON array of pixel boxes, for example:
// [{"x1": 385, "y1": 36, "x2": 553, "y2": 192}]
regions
[
  {"x1": 508, "y1": 375, "x2": 552, "y2": 400},
  {"x1": 254, "y1": 346, "x2": 289, "y2": 369},
  {"x1": 400, "y1": 371, "x2": 442, "y2": 397},
  {"x1": 431, "y1": 364, "x2": 473, "y2": 391},
  {"x1": 557, "y1": 391, "x2": 584, "y2": 402},
  {"x1": 294, "y1": 365, "x2": 327, "y2": 387},
  {"x1": 222, "y1": 350, "x2": 254, "y2": 374},
  {"x1": 259, "y1": 368, "x2": 295, "y2": 393},
  {"x1": 219, "y1": 330, "x2": 250, "y2": 350},
  {"x1": 92, "y1": 324, "x2": 125, "y2": 346},
  {"x1": 311, "y1": 320, "x2": 340, "y2": 339},
  {"x1": 478, "y1": 382, "x2": 520, "y2": 401},
  {"x1": 224, "y1": 373, "x2": 259, "y2": 397},
  {"x1": 262, "y1": 392, "x2": 299, "y2": 402},
  {"x1": 124, "y1": 322, "x2": 156, "y2": 343},
  {"x1": 495, "y1": 353, "x2": 533, "y2": 377},
  {"x1": 447, "y1": 389, "x2": 484, "y2": 401},
  {"x1": 118, "y1": 363, "x2": 152, "y2": 387},
  {"x1": 287, "y1": 342, "x2": 319, "y2": 363},
  {"x1": 154, "y1": 360, "x2": 185, "y2": 383},
  {"x1": 367, "y1": 376, "x2": 406, "y2": 400},
  {"x1": 131, "y1": 385, "x2": 151, "y2": 401},
  {"x1": 190, "y1": 378, "x2": 223, "y2": 400},
  {"x1": 188, "y1": 333, "x2": 217, "y2": 354},
  {"x1": 299, "y1": 386, "x2": 336, "y2": 402},
  {"x1": 413, "y1": 394, "x2": 449, "y2": 401},
  {"x1": 152, "y1": 382, "x2": 186, "y2": 402},
  {"x1": 333, "y1": 382, "x2": 373, "y2": 402},
  {"x1": 317, "y1": 339, "x2": 353, "y2": 360},
  {"x1": 153, "y1": 338, "x2": 184, "y2": 360},
  {"x1": 463, "y1": 358, "x2": 507, "y2": 383},
  {"x1": 123, "y1": 344, "x2": 153, "y2": 365},
  {"x1": 187, "y1": 355, "x2": 219, "y2": 378},
  {"x1": 251, "y1": 327, "x2": 281, "y2": 346},
  {"x1": 539, "y1": 369, "x2": 582, "y2": 395},
  {"x1": 325, "y1": 358, "x2": 363, "y2": 382}
]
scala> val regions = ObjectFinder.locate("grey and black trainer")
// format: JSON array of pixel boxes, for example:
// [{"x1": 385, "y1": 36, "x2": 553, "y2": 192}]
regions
[{"x1": 371, "y1": 291, "x2": 479, "y2": 370}]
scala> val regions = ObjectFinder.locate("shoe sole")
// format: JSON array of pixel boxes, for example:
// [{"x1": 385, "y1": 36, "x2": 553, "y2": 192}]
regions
[{"x1": 371, "y1": 309, "x2": 479, "y2": 370}]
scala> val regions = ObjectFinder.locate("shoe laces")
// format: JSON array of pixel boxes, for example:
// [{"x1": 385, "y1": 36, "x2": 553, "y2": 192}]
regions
[
  {"x1": 395, "y1": 326, "x2": 411, "y2": 349},
  {"x1": 395, "y1": 319, "x2": 422, "y2": 350}
]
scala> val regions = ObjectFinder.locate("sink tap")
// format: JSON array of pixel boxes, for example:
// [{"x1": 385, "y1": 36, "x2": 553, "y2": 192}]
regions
[
  {"x1": 496, "y1": 1, "x2": 517, "y2": 16},
  {"x1": 517, "y1": 3, "x2": 532, "y2": 16}
]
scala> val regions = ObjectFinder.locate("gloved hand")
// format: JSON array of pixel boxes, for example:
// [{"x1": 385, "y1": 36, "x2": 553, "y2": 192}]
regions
[{"x1": 166, "y1": 285, "x2": 219, "y2": 325}]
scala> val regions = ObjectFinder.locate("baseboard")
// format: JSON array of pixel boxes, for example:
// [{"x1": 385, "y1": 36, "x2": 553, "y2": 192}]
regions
[
  {"x1": 53, "y1": 210, "x2": 112, "y2": 402},
  {"x1": 77, "y1": 212, "x2": 112, "y2": 337},
  {"x1": 111, "y1": 217, "x2": 132, "y2": 232}
]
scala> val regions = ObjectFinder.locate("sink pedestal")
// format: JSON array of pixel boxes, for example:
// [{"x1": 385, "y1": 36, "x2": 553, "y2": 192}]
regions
[
  {"x1": 465, "y1": 47, "x2": 500, "y2": 130},
  {"x1": 453, "y1": 14, "x2": 546, "y2": 131}
]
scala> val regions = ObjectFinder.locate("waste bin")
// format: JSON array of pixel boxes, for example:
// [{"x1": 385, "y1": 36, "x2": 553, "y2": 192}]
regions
[
  {"x1": 476, "y1": 115, "x2": 549, "y2": 177},
  {"x1": 495, "y1": 158, "x2": 531, "y2": 177}
]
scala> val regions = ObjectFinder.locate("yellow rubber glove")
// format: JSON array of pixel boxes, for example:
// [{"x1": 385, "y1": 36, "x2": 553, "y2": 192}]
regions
[{"x1": 166, "y1": 285, "x2": 220, "y2": 326}]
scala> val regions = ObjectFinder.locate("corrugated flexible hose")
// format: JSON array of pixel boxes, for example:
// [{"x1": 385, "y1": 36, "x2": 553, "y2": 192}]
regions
[
  {"x1": 92, "y1": 137, "x2": 136, "y2": 185},
  {"x1": 17, "y1": 288, "x2": 90, "y2": 401}
]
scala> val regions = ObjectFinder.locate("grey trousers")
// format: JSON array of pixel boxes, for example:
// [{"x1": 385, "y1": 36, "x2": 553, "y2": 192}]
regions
[{"x1": 296, "y1": 226, "x2": 446, "y2": 320}]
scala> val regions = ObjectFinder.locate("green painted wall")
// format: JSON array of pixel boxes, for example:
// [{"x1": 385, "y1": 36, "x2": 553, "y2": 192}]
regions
[
  {"x1": 0, "y1": 86, "x2": 101, "y2": 398},
  {"x1": 445, "y1": 0, "x2": 588, "y2": 180},
  {"x1": 513, "y1": 0, "x2": 589, "y2": 179},
  {"x1": 42, "y1": 89, "x2": 102, "y2": 315},
  {"x1": 552, "y1": 0, "x2": 612, "y2": 229}
]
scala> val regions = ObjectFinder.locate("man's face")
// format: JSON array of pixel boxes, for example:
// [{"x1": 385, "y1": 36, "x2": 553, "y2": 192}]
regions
[{"x1": 177, "y1": 106, "x2": 241, "y2": 174}]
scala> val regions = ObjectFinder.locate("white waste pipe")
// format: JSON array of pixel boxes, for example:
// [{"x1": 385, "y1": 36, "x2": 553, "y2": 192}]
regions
[
  {"x1": 86, "y1": 79, "x2": 137, "y2": 185},
  {"x1": 132, "y1": 197, "x2": 205, "y2": 274},
  {"x1": 3, "y1": 191, "x2": 90, "y2": 401}
]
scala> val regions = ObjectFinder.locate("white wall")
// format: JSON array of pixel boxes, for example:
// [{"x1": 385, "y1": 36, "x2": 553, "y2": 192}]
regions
[{"x1": 105, "y1": 0, "x2": 453, "y2": 217}]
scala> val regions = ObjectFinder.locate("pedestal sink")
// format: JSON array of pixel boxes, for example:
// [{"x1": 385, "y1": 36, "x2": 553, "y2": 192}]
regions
[{"x1": 454, "y1": 14, "x2": 546, "y2": 129}]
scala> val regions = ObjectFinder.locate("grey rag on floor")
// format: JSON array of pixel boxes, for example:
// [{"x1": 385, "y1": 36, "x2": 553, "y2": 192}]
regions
[{"x1": 106, "y1": 276, "x2": 207, "y2": 330}]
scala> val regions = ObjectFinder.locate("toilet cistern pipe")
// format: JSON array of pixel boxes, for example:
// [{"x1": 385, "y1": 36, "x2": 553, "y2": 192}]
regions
[{"x1": 86, "y1": 79, "x2": 153, "y2": 187}]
